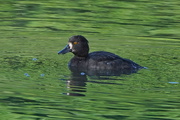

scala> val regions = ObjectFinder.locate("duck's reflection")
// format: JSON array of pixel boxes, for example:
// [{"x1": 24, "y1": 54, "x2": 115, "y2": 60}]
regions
[
  {"x1": 63, "y1": 72, "x2": 87, "y2": 96},
  {"x1": 63, "y1": 66, "x2": 142, "y2": 96}
]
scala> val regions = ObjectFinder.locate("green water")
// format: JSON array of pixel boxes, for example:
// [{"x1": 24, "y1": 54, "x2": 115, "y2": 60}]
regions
[{"x1": 0, "y1": 0, "x2": 180, "y2": 120}]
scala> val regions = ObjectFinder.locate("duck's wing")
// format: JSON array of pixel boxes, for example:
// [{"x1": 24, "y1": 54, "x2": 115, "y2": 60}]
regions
[{"x1": 88, "y1": 51, "x2": 143, "y2": 69}]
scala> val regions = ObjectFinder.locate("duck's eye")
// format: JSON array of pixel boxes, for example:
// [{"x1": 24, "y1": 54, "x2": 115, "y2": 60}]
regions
[{"x1": 73, "y1": 42, "x2": 78, "y2": 45}]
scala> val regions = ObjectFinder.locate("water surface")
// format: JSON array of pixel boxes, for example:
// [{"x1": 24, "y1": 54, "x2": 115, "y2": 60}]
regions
[{"x1": 0, "y1": 0, "x2": 180, "y2": 120}]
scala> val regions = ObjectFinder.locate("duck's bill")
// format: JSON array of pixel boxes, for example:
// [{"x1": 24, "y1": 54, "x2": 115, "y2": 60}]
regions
[{"x1": 58, "y1": 45, "x2": 71, "y2": 54}]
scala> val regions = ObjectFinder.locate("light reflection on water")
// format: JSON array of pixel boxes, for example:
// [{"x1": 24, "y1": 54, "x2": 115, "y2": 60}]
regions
[{"x1": 0, "y1": 0, "x2": 180, "y2": 119}]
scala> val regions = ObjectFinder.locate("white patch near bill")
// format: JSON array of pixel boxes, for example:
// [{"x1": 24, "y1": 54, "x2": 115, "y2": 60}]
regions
[{"x1": 68, "y1": 42, "x2": 73, "y2": 49}]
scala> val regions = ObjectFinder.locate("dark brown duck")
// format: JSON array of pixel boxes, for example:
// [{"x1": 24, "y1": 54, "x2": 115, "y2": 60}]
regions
[{"x1": 58, "y1": 35, "x2": 144, "y2": 74}]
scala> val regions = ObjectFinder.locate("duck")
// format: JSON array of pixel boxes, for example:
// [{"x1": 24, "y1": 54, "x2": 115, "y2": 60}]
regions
[{"x1": 58, "y1": 35, "x2": 144, "y2": 75}]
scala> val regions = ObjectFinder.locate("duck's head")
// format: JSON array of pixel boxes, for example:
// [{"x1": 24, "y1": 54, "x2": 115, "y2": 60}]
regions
[{"x1": 58, "y1": 35, "x2": 89, "y2": 57}]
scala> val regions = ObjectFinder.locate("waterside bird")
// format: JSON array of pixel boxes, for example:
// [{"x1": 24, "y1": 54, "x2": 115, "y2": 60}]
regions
[{"x1": 58, "y1": 35, "x2": 144, "y2": 75}]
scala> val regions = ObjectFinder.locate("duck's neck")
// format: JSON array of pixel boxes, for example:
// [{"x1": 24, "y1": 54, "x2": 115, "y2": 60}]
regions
[
  {"x1": 73, "y1": 55, "x2": 88, "y2": 59},
  {"x1": 73, "y1": 49, "x2": 89, "y2": 58}
]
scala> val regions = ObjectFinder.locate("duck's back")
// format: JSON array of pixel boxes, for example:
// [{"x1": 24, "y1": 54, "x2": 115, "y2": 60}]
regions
[{"x1": 69, "y1": 51, "x2": 142, "y2": 70}]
